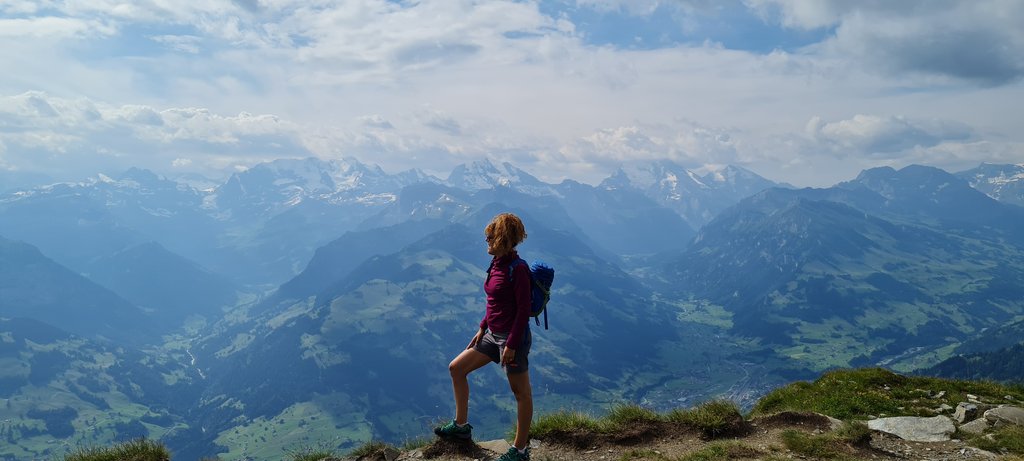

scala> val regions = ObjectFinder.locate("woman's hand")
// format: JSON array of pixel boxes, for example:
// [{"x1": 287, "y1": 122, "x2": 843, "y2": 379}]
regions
[
  {"x1": 501, "y1": 347, "x2": 516, "y2": 367},
  {"x1": 467, "y1": 328, "x2": 486, "y2": 349}
]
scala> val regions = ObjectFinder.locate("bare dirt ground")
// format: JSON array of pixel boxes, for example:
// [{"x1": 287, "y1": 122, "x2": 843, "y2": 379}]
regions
[{"x1": 384, "y1": 412, "x2": 1005, "y2": 461}]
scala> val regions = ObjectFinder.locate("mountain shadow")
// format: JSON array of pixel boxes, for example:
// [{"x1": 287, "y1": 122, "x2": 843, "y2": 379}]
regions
[{"x1": 0, "y1": 236, "x2": 155, "y2": 345}]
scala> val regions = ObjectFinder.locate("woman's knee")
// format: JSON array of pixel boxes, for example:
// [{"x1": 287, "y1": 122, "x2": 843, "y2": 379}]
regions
[
  {"x1": 448, "y1": 359, "x2": 465, "y2": 377},
  {"x1": 508, "y1": 377, "x2": 532, "y2": 399}
]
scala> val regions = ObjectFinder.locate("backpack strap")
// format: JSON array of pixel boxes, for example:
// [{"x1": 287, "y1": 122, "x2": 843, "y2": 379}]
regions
[{"x1": 533, "y1": 277, "x2": 550, "y2": 329}]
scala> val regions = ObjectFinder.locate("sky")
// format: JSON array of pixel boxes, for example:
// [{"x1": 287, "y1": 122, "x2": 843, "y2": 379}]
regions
[{"x1": 0, "y1": 0, "x2": 1022, "y2": 188}]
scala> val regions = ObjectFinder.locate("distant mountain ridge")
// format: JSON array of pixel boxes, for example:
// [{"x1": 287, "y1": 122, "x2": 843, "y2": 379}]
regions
[
  {"x1": 0, "y1": 237, "x2": 153, "y2": 344},
  {"x1": 923, "y1": 342, "x2": 1024, "y2": 383},
  {"x1": 84, "y1": 241, "x2": 239, "y2": 324},
  {"x1": 956, "y1": 162, "x2": 1024, "y2": 207},
  {"x1": 671, "y1": 164, "x2": 1024, "y2": 371},
  {"x1": 3, "y1": 159, "x2": 1024, "y2": 460},
  {"x1": 601, "y1": 161, "x2": 783, "y2": 228}
]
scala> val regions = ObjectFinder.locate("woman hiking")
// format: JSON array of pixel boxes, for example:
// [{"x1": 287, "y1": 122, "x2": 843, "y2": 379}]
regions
[{"x1": 435, "y1": 212, "x2": 534, "y2": 461}]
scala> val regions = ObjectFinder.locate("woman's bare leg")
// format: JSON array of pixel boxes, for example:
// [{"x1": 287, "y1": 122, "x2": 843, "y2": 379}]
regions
[
  {"x1": 507, "y1": 371, "x2": 533, "y2": 449},
  {"x1": 448, "y1": 348, "x2": 492, "y2": 424}
]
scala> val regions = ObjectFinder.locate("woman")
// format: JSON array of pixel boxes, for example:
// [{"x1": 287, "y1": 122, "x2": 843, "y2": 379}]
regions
[{"x1": 435, "y1": 212, "x2": 534, "y2": 461}]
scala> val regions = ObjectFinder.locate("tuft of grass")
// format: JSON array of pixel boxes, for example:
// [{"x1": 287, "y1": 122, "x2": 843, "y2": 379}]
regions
[
  {"x1": 531, "y1": 403, "x2": 666, "y2": 440},
  {"x1": 668, "y1": 400, "x2": 743, "y2": 438},
  {"x1": 400, "y1": 436, "x2": 431, "y2": 451},
  {"x1": 678, "y1": 441, "x2": 764, "y2": 461},
  {"x1": 606, "y1": 403, "x2": 663, "y2": 427},
  {"x1": 965, "y1": 425, "x2": 1024, "y2": 455},
  {"x1": 833, "y1": 421, "x2": 871, "y2": 446},
  {"x1": 751, "y1": 368, "x2": 1024, "y2": 420},
  {"x1": 780, "y1": 429, "x2": 841, "y2": 459},
  {"x1": 531, "y1": 410, "x2": 605, "y2": 438},
  {"x1": 64, "y1": 439, "x2": 170, "y2": 461},
  {"x1": 347, "y1": 440, "x2": 398, "y2": 459},
  {"x1": 287, "y1": 444, "x2": 338, "y2": 461}
]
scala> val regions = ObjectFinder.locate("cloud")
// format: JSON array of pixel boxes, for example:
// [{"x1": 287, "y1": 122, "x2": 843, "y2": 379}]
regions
[
  {"x1": 0, "y1": 1, "x2": 1021, "y2": 189},
  {"x1": 357, "y1": 115, "x2": 394, "y2": 130},
  {"x1": 806, "y1": 114, "x2": 973, "y2": 157},
  {"x1": 0, "y1": 16, "x2": 115, "y2": 39},
  {"x1": 150, "y1": 35, "x2": 203, "y2": 54},
  {"x1": 554, "y1": 121, "x2": 747, "y2": 180},
  {"x1": 418, "y1": 110, "x2": 463, "y2": 136},
  {"x1": 749, "y1": 0, "x2": 1024, "y2": 86},
  {"x1": 0, "y1": 92, "x2": 311, "y2": 179}
]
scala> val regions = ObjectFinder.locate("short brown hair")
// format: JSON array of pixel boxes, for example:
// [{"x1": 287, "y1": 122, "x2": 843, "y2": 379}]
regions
[{"x1": 485, "y1": 213, "x2": 527, "y2": 254}]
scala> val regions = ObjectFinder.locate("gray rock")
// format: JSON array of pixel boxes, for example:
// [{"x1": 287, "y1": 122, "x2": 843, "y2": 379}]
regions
[
  {"x1": 954, "y1": 402, "x2": 979, "y2": 423},
  {"x1": 958, "y1": 418, "x2": 991, "y2": 435},
  {"x1": 984, "y1": 406, "x2": 1024, "y2": 427},
  {"x1": 825, "y1": 414, "x2": 845, "y2": 431},
  {"x1": 934, "y1": 390, "x2": 947, "y2": 399},
  {"x1": 937, "y1": 403, "x2": 954, "y2": 413},
  {"x1": 477, "y1": 439, "x2": 512, "y2": 454},
  {"x1": 868, "y1": 415, "x2": 956, "y2": 442}
]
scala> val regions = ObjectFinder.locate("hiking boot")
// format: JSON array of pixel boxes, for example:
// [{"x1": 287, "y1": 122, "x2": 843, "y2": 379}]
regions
[
  {"x1": 496, "y1": 446, "x2": 530, "y2": 461},
  {"x1": 433, "y1": 419, "x2": 473, "y2": 439}
]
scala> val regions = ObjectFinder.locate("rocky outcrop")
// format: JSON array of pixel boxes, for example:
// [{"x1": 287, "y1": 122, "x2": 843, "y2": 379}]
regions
[
  {"x1": 984, "y1": 405, "x2": 1024, "y2": 427},
  {"x1": 868, "y1": 415, "x2": 956, "y2": 442}
]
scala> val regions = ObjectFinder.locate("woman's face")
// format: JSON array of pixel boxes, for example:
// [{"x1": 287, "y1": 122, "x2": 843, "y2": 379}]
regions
[{"x1": 486, "y1": 232, "x2": 502, "y2": 256}]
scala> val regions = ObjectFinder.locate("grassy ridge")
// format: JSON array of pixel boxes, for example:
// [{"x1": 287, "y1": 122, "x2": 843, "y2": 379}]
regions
[
  {"x1": 63, "y1": 439, "x2": 169, "y2": 461},
  {"x1": 751, "y1": 368, "x2": 1024, "y2": 419},
  {"x1": 51, "y1": 368, "x2": 1024, "y2": 460}
]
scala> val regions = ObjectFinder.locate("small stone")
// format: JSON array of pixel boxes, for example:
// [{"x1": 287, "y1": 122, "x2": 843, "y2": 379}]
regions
[
  {"x1": 937, "y1": 404, "x2": 953, "y2": 413},
  {"x1": 934, "y1": 391, "x2": 946, "y2": 399},
  {"x1": 1007, "y1": 395, "x2": 1016, "y2": 401}
]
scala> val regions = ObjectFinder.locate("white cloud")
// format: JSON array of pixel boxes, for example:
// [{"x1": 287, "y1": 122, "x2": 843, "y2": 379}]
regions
[
  {"x1": 750, "y1": 0, "x2": 1024, "y2": 85},
  {"x1": 0, "y1": 1, "x2": 1021, "y2": 188},
  {"x1": 357, "y1": 115, "x2": 394, "y2": 130},
  {"x1": 807, "y1": 114, "x2": 973, "y2": 157},
  {"x1": 150, "y1": 35, "x2": 203, "y2": 54},
  {"x1": 0, "y1": 92, "x2": 311, "y2": 180},
  {"x1": 0, "y1": 16, "x2": 115, "y2": 39}
]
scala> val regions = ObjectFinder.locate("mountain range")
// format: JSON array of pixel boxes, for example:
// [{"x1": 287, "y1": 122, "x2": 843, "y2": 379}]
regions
[{"x1": 1, "y1": 158, "x2": 1022, "y2": 460}]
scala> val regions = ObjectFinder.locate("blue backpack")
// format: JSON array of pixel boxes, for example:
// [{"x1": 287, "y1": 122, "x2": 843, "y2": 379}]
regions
[{"x1": 491, "y1": 258, "x2": 555, "y2": 329}]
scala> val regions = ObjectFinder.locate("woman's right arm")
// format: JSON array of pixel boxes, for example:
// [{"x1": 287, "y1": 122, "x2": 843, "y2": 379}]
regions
[{"x1": 467, "y1": 327, "x2": 486, "y2": 349}]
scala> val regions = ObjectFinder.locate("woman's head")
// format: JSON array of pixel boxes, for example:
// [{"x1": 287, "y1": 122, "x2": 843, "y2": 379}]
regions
[{"x1": 485, "y1": 213, "x2": 527, "y2": 257}]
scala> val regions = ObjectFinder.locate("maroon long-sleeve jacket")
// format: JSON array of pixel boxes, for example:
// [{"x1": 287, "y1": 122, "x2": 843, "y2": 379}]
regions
[{"x1": 479, "y1": 250, "x2": 532, "y2": 349}]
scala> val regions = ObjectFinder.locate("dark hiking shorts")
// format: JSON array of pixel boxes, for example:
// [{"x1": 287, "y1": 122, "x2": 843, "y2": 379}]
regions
[{"x1": 473, "y1": 330, "x2": 531, "y2": 374}]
